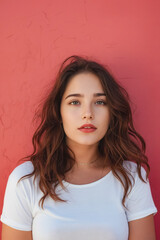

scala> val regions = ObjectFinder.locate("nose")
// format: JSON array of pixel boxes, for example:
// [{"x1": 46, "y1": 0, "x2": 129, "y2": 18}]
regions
[{"x1": 81, "y1": 104, "x2": 94, "y2": 120}]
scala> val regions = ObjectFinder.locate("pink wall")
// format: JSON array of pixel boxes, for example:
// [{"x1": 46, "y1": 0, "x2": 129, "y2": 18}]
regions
[{"x1": 0, "y1": 0, "x2": 160, "y2": 237}]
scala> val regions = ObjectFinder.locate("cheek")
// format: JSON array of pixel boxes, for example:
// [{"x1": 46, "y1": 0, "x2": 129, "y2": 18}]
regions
[
  {"x1": 97, "y1": 108, "x2": 110, "y2": 121},
  {"x1": 61, "y1": 108, "x2": 79, "y2": 127},
  {"x1": 98, "y1": 110, "x2": 110, "y2": 132}
]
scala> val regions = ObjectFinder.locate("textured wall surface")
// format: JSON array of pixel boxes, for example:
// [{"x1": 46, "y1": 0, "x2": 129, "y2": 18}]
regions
[{"x1": 0, "y1": 0, "x2": 160, "y2": 237}]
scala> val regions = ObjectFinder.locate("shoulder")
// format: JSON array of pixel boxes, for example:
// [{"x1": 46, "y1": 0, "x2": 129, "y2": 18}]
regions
[
  {"x1": 123, "y1": 160, "x2": 138, "y2": 173},
  {"x1": 122, "y1": 160, "x2": 147, "y2": 180},
  {"x1": 1, "y1": 161, "x2": 35, "y2": 230},
  {"x1": 8, "y1": 161, "x2": 34, "y2": 184},
  {"x1": 4, "y1": 161, "x2": 37, "y2": 206},
  {"x1": 123, "y1": 161, "x2": 157, "y2": 221}
]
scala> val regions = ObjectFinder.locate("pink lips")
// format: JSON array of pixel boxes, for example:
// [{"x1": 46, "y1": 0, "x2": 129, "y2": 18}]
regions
[
  {"x1": 78, "y1": 124, "x2": 97, "y2": 133},
  {"x1": 78, "y1": 124, "x2": 97, "y2": 129}
]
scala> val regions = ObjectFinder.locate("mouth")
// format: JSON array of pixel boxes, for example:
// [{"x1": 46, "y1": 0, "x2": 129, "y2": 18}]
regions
[
  {"x1": 78, "y1": 128, "x2": 97, "y2": 133},
  {"x1": 78, "y1": 124, "x2": 97, "y2": 129}
]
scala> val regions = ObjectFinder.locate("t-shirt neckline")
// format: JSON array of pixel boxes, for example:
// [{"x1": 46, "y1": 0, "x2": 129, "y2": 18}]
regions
[{"x1": 62, "y1": 170, "x2": 112, "y2": 188}]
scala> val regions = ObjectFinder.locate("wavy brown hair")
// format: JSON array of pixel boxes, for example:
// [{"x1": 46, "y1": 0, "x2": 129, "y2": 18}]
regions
[{"x1": 18, "y1": 55, "x2": 150, "y2": 209}]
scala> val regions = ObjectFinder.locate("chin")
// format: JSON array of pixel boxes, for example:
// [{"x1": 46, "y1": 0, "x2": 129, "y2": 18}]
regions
[{"x1": 67, "y1": 137, "x2": 100, "y2": 146}]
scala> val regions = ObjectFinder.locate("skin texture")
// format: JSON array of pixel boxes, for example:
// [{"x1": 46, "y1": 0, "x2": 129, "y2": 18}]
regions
[
  {"x1": 60, "y1": 72, "x2": 110, "y2": 169},
  {"x1": 1, "y1": 224, "x2": 32, "y2": 240},
  {"x1": 128, "y1": 214, "x2": 156, "y2": 240},
  {"x1": 1, "y1": 72, "x2": 156, "y2": 239}
]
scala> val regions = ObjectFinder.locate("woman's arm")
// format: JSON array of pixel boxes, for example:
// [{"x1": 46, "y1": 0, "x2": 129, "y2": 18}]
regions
[
  {"x1": 128, "y1": 214, "x2": 156, "y2": 240},
  {"x1": 1, "y1": 223, "x2": 33, "y2": 240}
]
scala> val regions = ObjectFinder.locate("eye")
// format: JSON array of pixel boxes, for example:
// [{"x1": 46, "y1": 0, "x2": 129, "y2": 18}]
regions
[
  {"x1": 96, "y1": 100, "x2": 106, "y2": 105},
  {"x1": 69, "y1": 100, "x2": 80, "y2": 105},
  {"x1": 68, "y1": 100, "x2": 107, "y2": 105}
]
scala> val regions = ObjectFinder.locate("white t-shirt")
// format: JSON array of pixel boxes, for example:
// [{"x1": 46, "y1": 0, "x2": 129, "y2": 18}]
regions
[{"x1": 0, "y1": 161, "x2": 157, "y2": 240}]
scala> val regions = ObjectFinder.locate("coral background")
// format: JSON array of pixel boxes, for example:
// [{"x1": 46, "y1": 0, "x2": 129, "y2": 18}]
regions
[{"x1": 0, "y1": 0, "x2": 159, "y2": 237}]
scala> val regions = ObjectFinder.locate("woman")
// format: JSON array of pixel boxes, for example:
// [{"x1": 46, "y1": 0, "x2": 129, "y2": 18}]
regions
[{"x1": 1, "y1": 55, "x2": 157, "y2": 239}]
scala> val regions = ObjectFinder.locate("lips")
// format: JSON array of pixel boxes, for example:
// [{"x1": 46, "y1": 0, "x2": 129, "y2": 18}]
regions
[{"x1": 78, "y1": 124, "x2": 97, "y2": 129}]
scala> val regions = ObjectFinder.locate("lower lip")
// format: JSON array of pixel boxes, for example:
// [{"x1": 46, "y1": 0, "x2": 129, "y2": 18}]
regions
[{"x1": 78, "y1": 128, "x2": 96, "y2": 133}]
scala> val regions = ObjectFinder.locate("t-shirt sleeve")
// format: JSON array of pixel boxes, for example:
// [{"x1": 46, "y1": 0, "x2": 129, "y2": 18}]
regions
[
  {"x1": 0, "y1": 166, "x2": 33, "y2": 231},
  {"x1": 125, "y1": 166, "x2": 157, "y2": 222}
]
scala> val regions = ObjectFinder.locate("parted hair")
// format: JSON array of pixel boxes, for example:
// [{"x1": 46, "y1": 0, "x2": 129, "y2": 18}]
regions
[{"x1": 18, "y1": 55, "x2": 150, "y2": 209}]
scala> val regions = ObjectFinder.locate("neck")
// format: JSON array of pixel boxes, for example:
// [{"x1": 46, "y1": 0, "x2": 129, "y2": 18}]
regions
[
  {"x1": 75, "y1": 156, "x2": 100, "y2": 169},
  {"x1": 66, "y1": 140, "x2": 103, "y2": 170}
]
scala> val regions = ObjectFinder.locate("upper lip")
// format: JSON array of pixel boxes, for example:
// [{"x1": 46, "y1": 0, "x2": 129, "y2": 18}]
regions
[{"x1": 78, "y1": 124, "x2": 97, "y2": 129}]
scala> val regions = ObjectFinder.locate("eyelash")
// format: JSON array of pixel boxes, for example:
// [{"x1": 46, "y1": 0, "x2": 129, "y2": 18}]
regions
[{"x1": 69, "y1": 100, "x2": 107, "y2": 105}]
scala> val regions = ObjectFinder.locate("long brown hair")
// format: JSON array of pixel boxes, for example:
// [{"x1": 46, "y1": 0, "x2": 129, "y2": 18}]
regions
[{"x1": 18, "y1": 55, "x2": 150, "y2": 209}]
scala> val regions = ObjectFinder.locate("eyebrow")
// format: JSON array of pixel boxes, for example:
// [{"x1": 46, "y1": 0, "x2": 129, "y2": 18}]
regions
[{"x1": 65, "y1": 93, "x2": 106, "y2": 99}]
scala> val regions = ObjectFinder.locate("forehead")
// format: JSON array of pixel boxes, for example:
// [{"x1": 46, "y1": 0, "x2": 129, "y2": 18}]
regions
[{"x1": 64, "y1": 72, "x2": 104, "y2": 93}]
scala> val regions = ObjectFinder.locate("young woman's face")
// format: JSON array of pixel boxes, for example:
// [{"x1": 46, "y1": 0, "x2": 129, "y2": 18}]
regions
[{"x1": 60, "y1": 72, "x2": 110, "y2": 147}]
